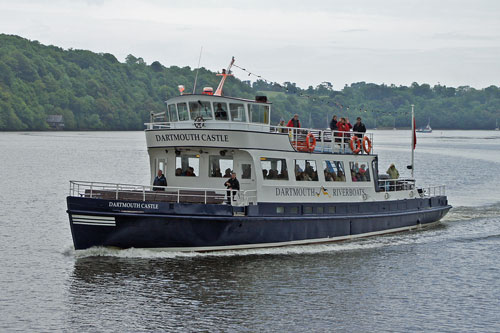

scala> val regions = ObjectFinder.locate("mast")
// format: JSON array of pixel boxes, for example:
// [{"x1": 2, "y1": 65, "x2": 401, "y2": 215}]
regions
[
  {"x1": 214, "y1": 57, "x2": 235, "y2": 96},
  {"x1": 192, "y1": 46, "x2": 203, "y2": 94},
  {"x1": 411, "y1": 104, "x2": 415, "y2": 178}
]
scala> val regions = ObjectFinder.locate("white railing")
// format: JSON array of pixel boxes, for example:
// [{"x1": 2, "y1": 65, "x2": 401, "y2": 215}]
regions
[
  {"x1": 69, "y1": 181, "x2": 258, "y2": 206},
  {"x1": 144, "y1": 120, "x2": 374, "y2": 155},
  {"x1": 272, "y1": 126, "x2": 374, "y2": 155},
  {"x1": 378, "y1": 178, "x2": 416, "y2": 192},
  {"x1": 418, "y1": 185, "x2": 446, "y2": 197}
]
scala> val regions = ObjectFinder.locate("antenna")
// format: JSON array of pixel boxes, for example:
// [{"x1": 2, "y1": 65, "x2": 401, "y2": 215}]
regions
[{"x1": 192, "y1": 46, "x2": 203, "y2": 94}]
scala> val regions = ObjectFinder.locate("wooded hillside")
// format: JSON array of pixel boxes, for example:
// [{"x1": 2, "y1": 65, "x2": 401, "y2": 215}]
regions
[{"x1": 0, "y1": 34, "x2": 499, "y2": 130}]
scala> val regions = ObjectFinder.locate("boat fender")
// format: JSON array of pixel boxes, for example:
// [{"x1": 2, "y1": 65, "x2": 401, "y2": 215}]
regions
[
  {"x1": 384, "y1": 192, "x2": 390, "y2": 199},
  {"x1": 306, "y1": 133, "x2": 317, "y2": 152},
  {"x1": 349, "y1": 136, "x2": 361, "y2": 154},
  {"x1": 362, "y1": 136, "x2": 372, "y2": 154},
  {"x1": 194, "y1": 116, "x2": 205, "y2": 128}
]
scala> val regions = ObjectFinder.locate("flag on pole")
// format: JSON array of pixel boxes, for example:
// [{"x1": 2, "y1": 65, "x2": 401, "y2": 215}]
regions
[{"x1": 413, "y1": 116, "x2": 417, "y2": 149}]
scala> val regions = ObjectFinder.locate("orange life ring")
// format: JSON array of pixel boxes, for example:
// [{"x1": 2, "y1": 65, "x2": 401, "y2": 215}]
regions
[
  {"x1": 306, "y1": 133, "x2": 317, "y2": 152},
  {"x1": 350, "y1": 136, "x2": 361, "y2": 154},
  {"x1": 362, "y1": 136, "x2": 372, "y2": 154}
]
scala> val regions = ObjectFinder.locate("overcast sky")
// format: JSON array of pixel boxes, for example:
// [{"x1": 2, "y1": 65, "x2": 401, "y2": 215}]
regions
[{"x1": 1, "y1": 0, "x2": 499, "y2": 89}]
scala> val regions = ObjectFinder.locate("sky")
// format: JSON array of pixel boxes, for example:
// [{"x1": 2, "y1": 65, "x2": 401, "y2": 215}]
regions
[{"x1": 1, "y1": 0, "x2": 499, "y2": 90}]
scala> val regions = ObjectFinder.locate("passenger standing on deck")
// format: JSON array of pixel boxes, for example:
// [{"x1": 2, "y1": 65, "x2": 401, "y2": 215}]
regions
[
  {"x1": 353, "y1": 117, "x2": 367, "y2": 138},
  {"x1": 153, "y1": 170, "x2": 167, "y2": 191},
  {"x1": 287, "y1": 114, "x2": 301, "y2": 128},
  {"x1": 330, "y1": 115, "x2": 338, "y2": 131},
  {"x1": 387, "y1": 164, "x2": 399, "y2": 179},
  {"x1": 224, "y1": 172, "x2": 240, "y2": 204}
]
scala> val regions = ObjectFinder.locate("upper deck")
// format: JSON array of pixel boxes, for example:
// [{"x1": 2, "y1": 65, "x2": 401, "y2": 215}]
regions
[{"x1": 145, "y1": 94, "x2": 374, "y2": 155}]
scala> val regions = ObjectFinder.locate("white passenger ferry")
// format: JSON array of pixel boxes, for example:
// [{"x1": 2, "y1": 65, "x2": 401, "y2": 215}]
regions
[{"x1": 67, "y1": 60, "x2": 451, "y2": 251}]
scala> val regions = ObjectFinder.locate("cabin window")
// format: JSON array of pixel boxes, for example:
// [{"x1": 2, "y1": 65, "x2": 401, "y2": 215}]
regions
[
  {"x1": 249, "y1": 104, "x2": 269, "y2": 124},
  {"x1": 167, "y1": 104, "x2": 178, "y2": 122},
  {"x1": 175, "y1": 155, "x2": 199, "y2": 177},
  {"x1": 213, "y1": 102, "x2": 229, "y2": 121},
  {"x1": 328, "y1": 206, "x2": 336, "y2": 214},
  {"x1": 209, "y1": 155, "x2": 233, "y2": 178},
  {"x1": 322, "y1": 160, "x2": 346, "y2": 182},
  {"x1": 303, "y1": 206, "x2": 313, "y2": 214},
  {"x1": 316, "y1": 206, "x2": 324, "y2": 214},
  {"x1": 189, "y1": 100, "x2": 213, "y2": 120},
  {"x1": 295, "y1": 160, "x2": 318, "y2": 181},
  {"x1": 241, "y1": 164, "x2": 252, "y2": 179},
  {"x1": 289, "y1": 206, "x2": 299, "y2": 214},
  {"x1": 260, "y1": 157, "x2": 288, "y2": 180},
  {"x1": 177, "y1": 103, "x2": 189, "y2": 121},
  {"x1": 276, "y1": 206, "x2": 285, "y2": 214},
  {"x1": 349, "y1": 162, "x2": 371, "y2": 182},
  {"x1": 229, "y1": 103, "x2": 246, "y2": 122}
]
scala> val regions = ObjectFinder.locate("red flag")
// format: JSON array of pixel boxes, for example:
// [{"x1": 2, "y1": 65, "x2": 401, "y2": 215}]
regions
[{"x1": 413, "y1": 117, "x2": 417, "y2": 149}]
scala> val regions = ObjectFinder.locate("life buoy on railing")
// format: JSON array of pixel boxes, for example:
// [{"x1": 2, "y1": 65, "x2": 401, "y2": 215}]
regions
[
  {"x1": 306, "y1": 132, "x2": 317, "y2": 152},
  {"x1": 362, "y1": 136, "x2": 372, "y2": 154},
  {"x1": 194, "y1": 116, "x2": 205, "y2": 128},
  {"x1": 350, "y1": 136, "x2": 362, "y2": 154}
]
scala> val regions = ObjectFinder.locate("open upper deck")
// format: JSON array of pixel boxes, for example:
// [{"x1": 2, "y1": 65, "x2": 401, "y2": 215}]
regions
[{"x1": 145, "y1": 94, "x2": 374, "y2": 155}]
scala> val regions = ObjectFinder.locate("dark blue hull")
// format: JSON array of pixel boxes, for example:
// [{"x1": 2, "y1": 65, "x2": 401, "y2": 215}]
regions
[{"x1": 67, "y1": 196, "x2": 451, "y2": 251}]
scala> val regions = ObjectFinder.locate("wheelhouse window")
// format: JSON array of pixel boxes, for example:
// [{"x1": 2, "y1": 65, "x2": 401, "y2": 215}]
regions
[
  {"x1": 241, "y1": 164, "x2": 252, "y2": 179},
  {"x1": 167, "y1": 104, "x2": 178, "y2": 122},
  {"x1": 249, "y1": 104, "x2": 269, "y2": 124},
  {"x1": 189, "y1": 100, "x2": 213, "y2": 120},
  {"x1": 349, "y1": 162, "x2": 371, "y2": 182},
  {"x1": 177, "y1": 102, "x2": 189, "y2": 121},
  {"x1": 295, "y1": 160, "x2": 318, "y2": 181},
  {"x1": 213, "y1": 102, "x2": 229, "y2": 121},
  {"x1": 229, "y1": 103, "x2": 246, "y2": 122},
  {"x1": 322, "y1": 160, "x2": 346, "y2": 182},
  {"x1": 260, "y1": 157, "x2": 288, "y2": 180},
  {"x1": 209, "y1": 155, "x2": 233, "y2": 178},
  {"x1": 175, "y1": 155, "x2": 199, "y2": 177}
]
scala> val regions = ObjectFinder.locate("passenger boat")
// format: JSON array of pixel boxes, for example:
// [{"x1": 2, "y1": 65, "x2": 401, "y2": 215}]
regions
[{"x1": 66, "y1": 59, "x2": 451, "y2": 251}]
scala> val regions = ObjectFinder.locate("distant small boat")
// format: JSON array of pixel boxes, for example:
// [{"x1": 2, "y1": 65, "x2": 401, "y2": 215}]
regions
[{"x1": 416, "y1": 118, "x2": 432, "y2": 133}]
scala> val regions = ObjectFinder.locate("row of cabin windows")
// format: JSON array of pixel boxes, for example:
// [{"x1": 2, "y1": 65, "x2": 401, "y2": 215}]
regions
[
  {"x1": 276, "y1": 206, "x2": 336, "y2": 215},
  {"x1": 160, "y1": 155, "x2": 370, "y2": 182},
  {"x1": 166, "y1": 101, "x2": 269, "y2": 124},
  {"x1": 260, "y1": 158, "x2": 371, "y2": 182},
  {"x1": 170, "y1": 155, "x2": 252, "y2": 179}
]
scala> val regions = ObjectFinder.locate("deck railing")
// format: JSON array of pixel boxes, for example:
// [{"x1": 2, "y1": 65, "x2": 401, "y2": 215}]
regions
[
  {"x1": 377, "y1": 178, "x2": 445, "y2": 197},
  {"x1": 69, "y1": 181, "x2": 257, "y2": 206}
]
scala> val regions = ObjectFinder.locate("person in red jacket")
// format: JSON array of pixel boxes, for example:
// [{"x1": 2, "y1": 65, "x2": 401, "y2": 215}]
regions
[{"x1": 287, "y1": 114, "x2": 301, "y2": 128}]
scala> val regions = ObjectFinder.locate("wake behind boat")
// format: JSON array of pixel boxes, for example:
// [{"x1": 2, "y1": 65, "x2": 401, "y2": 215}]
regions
[{"x1": 66, "y1": 58, "x2": 451, "y2": 251}]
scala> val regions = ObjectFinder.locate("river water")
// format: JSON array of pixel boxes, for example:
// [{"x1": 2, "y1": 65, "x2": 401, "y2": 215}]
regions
[{"x1": 1, "y1": 130, "x2": 499, "y2": 332}]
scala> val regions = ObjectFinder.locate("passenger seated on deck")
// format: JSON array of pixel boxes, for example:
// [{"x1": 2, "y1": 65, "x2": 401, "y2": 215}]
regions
[
  {"x1": 359, "y1": 164, "x2": 367, "y2": 181},
  {"x1": 224, "y1": 168, "x2": 232, "y2": 178},
  {"x1": 175, "y1": 168, "x2": 182, "y2": 176},
  {"x1": 351, "y1": 170, "x2": 358, "y2": 182},
  {"x1": 268, "y1": 169, "x2": 277, "y2": 179},
  {"x1": 279, "y1": 170, "x2": 288, "y2": 179},
  {"x1": 185, "y1": 167, "x2": 196, "y2": 177},
  {"x1": 153, "y1": 170, "x2": 167, "y2": 191},
  {"x1": 337, "y1": 171, "x2": 345, "y2": 182},
  {"x1": 262, "y1": 169, "x2": 268, "y2": 179},
  {"x1": 324, "y1": 169, "x2": 332, "y2": 181},
  {"x1": 215, "y1": 103, "x2": 228, "y2": 120},
  {"x1": 212, "y1": 168, "x2": 222, "y2": 177}
]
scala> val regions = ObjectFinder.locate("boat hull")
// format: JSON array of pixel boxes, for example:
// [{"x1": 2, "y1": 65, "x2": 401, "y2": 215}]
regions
[{"x1": 67, "y1": 196, "x2": 451, "y2": 251}]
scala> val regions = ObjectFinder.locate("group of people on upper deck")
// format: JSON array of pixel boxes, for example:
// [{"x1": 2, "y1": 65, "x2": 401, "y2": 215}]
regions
[{"x1": 283, "y1": 114, "x2": 366, "y2": 137}]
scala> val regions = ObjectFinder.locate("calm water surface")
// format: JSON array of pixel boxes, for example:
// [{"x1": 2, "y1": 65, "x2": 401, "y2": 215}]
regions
[{"x1": 1, "y1": 130, "x2": 499, "y2": 332}]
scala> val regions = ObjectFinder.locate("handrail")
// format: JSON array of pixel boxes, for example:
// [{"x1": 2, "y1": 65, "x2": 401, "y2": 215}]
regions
[{"x1": 69, "y1": 180, "x2": 258, "y2": 206}]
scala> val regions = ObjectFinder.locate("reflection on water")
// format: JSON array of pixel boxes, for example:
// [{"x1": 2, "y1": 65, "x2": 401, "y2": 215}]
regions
[{"x1": 1, "y1": 130, "x2": 500, "y2": 331}]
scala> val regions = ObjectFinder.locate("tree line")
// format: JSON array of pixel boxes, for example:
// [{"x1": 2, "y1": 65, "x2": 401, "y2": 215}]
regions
[{"x1": 0, "y1": 34, "x2": 499, "y2": 130}]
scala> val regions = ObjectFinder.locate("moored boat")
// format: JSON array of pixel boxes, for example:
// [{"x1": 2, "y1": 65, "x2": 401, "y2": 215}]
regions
[{"x1": 67, "y1": 59, "x2": 451, "y2": 251}]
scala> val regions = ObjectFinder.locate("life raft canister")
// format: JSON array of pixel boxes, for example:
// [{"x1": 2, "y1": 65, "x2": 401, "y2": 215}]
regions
[
  {"x1": 350, "y1": 136, "x2": 362, "y2": 154},
  {"x1": 362, "y1": 136, "x2": 372, "y2": 154},
  {"x1": 306, "y1": 132, "x2": 317, "y2": 152}
]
